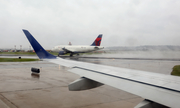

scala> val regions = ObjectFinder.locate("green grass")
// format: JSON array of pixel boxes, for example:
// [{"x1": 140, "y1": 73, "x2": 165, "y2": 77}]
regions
[
  {"x1": 0, "y1": 52, "x2": 36, "y2": 55},
  {"x1": 0, "y1": 58, "x2": 39, "y2": 62},
  {"x1": 171, "y1": 65, "x2": 180, "y2": 76},
  {"x1": 0, "y1": 52, "x2": 59, "y2": 56}
]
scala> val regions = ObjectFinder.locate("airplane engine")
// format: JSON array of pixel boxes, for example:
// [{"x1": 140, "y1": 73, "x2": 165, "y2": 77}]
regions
[
  {"x1": 94, "y1": 46, "x2": 99, "y2": 49},
  {"x1": 68, "y1": 77, "x2": 104, "y2": 91},
  {"x1": 58, "y1": 51, "x2": 65, "y2": 55}
]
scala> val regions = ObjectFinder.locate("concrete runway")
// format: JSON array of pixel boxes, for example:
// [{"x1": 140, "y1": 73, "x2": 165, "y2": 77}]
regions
[{"x1": 0, "y1": 56, "x2": 180, "y2": 108}]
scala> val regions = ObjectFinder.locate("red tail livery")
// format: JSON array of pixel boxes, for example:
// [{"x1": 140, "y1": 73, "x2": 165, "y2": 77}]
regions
[{"x1": 91, "y1": 34, "x2": 102, "y2": 46}]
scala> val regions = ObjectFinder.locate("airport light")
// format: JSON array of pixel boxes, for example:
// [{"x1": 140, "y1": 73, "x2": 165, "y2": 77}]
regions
[
  {"x1": 20, "y1": 45, "x2": 22, "y2": 51},
  {"x1": 14, "y1": 45, "x2": 16, "y2": 52}
]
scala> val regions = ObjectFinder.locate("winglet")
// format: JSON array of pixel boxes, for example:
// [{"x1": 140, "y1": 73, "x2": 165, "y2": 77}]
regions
[
  {"x1": 22, "y1": 29, "x2": 56, "y2": 59},
  {"x1": 91, "y1": 34, "x2": 103, "y2": 46}
]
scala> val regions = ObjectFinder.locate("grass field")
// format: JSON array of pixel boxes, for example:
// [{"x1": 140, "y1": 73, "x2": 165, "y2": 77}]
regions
[
  {"x1": 0, "y1": 52, "x2": 59, "y2": 62},
  {"x1": 0, "y1": 52, "x2": 36, "y2": 55},
  {"x1": 171, "y1": 65, "x2": 180, "y2": 76},
  {"x1": 0, "y1": 58, "x2": 39, "y2": 62},
  {"x1": 0, "y1": 52, "x2": 59, "y2": 56}
]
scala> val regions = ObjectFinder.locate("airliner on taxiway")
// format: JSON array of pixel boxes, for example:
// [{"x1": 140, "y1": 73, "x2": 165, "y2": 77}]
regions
[{"x1": 51, "y1": 34, "x2": 104, "y2": 56}]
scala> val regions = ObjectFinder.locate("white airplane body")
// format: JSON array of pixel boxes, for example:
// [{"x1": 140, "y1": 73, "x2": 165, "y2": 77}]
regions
[
  {"x1": 62, "y1": 45, "x2": 104, "y2": 52},
  {"x1": 23, "y1": 29, "x2": 180, "y2": 108},
  {"x1": 52, "y1": 45, "x2": 102, "y2": 52},
  {"x1": 52, "y1": 35, "x2": 104, "y2": 56}
]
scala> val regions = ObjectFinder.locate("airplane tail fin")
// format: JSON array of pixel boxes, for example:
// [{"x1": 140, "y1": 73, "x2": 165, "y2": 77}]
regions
[
  {"x1": 91, "y1": 34, "x2": 103, "y2": 46},
  {"x1": 22, "y1": 29, "x2": 56, "y2": 59}
]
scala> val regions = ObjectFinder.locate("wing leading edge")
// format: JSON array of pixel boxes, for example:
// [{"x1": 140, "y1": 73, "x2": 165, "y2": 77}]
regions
[{"x1": 23, "y1": 29, "x2": 180, "y2": 108}]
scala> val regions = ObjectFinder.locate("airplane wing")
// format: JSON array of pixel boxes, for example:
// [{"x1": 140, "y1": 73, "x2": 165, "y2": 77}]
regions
[
  {"x1": 23, "y1": 29, "x2": 180, "y2": 108},
  {"x1": 62, "y1": 47, "x2": 73, "y2": 53}
]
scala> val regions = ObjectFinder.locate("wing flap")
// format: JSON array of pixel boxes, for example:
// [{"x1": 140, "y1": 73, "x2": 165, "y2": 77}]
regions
[
  {"x1": 62, "y1": 47, "x2": 73, "y2": 53},
  {"x1": 68, "y1": 77, "x2": 103, "y2": 91}
]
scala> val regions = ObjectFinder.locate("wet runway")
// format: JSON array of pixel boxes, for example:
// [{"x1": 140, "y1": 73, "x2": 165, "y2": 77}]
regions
[{"x1": 0, "y1": 55, "x2": 180, "y2": 108}]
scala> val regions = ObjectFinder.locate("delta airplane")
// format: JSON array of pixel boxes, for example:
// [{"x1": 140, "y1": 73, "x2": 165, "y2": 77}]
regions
[
  {"x1": 23, "y1": 29, "x2": 180, "y2": 108},
  {"x1": 51, "y1": 35, "x2": 104, "y2": 56}
]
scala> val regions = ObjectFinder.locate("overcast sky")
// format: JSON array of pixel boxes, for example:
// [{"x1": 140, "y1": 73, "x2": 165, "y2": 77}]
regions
[{"x1": 0, "y1": 0, "x2": 180, "y2": 49}]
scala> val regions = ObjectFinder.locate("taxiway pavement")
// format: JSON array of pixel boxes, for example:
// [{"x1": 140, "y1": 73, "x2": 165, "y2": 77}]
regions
[{"x1": 0, "y1": 56, "x2": 180, "y2": 108}]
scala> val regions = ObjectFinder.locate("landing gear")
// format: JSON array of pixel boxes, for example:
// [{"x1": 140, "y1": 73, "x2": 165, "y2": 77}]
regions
[
  {"x1": 70, "y1": 53, "x2": 73, "y2": 57},
  {"x1": 70, "y1": 53, "x2": 79, "y2": 57}
]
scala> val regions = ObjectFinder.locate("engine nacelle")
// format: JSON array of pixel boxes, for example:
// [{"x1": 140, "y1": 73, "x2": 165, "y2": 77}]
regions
[
  {"x1": 68, "y1": 77, "x2": 104, "y2": 91},
  {"x1": 58, "y1": 51, "x2": 65, "y2": 55},
  {"x1": 94, "y1": 46, "x2": 99, "y2": 49}
]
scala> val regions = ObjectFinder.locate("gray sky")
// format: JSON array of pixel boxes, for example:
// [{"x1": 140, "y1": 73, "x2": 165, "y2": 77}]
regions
[{"x1": 0, "y1": 0, "x2": 180, "y2": 49}]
